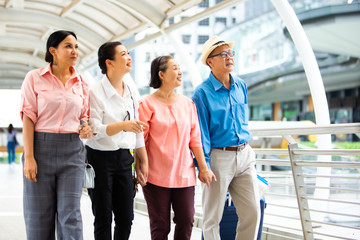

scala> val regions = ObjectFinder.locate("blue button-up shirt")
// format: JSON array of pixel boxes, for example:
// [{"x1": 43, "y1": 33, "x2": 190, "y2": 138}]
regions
[{"x1": 192, "y1": 72, "x2": 250, "y2": 165}]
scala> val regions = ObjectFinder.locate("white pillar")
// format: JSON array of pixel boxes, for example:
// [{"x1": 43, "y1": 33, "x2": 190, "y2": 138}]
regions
[{"x1": 270, "y1": 0, "x2": 332, "y2": 222}]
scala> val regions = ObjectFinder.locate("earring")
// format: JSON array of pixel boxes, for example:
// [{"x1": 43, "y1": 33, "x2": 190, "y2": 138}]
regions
[{"x1": 53, "y1": 56, "x2": 57, "y2": 66}]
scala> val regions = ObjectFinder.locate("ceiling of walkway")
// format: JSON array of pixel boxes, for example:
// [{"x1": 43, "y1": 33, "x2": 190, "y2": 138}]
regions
[
  {"x1": 294, "y1": 4, "x2": 360, "y2": 59},
  {"x1": 0, "y1": 0, "x2": 211, "y2": 89}
]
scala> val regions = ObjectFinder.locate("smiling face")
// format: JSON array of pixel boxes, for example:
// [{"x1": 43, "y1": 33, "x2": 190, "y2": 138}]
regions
[
  {"x1": 159, "y1": 58, "x2": 182, "y2": 89},
  {"x1": 206, "y1": 44, "x2": 234, "y2": 74},
  {"x1": 108, "y1": 44, "x2": 132, "y2": 74},
  {"x1": 50, "y1": 34, "x2": 78, "y2": 67}
]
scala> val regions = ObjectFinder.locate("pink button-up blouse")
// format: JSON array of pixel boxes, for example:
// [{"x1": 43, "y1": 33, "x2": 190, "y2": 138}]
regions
[
  {"x1": 138, "y1": 94, "x2": 202, "y2": 188},
  {"x1": 20, "y1": 64, "x2": 89, "y2": 133}
]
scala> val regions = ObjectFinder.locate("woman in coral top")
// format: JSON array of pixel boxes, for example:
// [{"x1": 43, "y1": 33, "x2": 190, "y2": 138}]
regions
[
  {"x1": 20, "y1": 30, "x2": 91, "y2": 240},
  {"x1": 138, "y1": 55, "x2": 216, "y2": 240}
]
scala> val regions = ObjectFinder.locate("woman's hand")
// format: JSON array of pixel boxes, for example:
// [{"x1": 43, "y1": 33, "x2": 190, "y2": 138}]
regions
[
  {"x1": 24, "y1": 156, "x2": 37, "y2": 182},
  {"x1": 135, "y1": 157, "x2": 148, "y2": 186},
  {"x1": 79, "y1": 122, "x2": 92, "y2": 139},
  {"x1": 198, "y1": 170, "x2": 217, "y2": 188},
  {"x1": 135, "y1": 160, "x2": 148, "y2": 186},
  {"x1": 134, "y1": 147, "x2": 148, "y2": 186},
  {"x1": 122, "y1": 120, "x2": 148, "y2": 134},
  {"x1": 22, "y1": 115, "x2": 37, "y2": 182}
]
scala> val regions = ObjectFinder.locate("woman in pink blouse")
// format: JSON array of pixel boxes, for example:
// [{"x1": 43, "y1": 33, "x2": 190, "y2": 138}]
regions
[
  {"x1": 138, "y1": 55, "x2": 216, "y2": 240},
  {"x1": 20, "y1": 30, "x2": 91, "y2": 240}
]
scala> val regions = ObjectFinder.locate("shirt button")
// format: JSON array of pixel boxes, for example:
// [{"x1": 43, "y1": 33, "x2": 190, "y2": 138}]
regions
[{"x1": 168, "y1": 105, "x2": 171, "y2": 109}]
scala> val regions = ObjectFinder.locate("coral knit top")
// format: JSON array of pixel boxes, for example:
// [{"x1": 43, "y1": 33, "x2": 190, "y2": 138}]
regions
[{"x1": 138, "y1": 94, "x2": 202, "y2": 188}]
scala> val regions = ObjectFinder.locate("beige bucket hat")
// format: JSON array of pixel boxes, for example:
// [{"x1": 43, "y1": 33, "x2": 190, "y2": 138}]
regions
[{"x1": 200, "y1": 36, "x2": 235, "y2": 65}]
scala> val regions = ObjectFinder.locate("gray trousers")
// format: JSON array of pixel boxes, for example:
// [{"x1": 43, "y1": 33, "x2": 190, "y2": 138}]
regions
[
  {"x1": 23, "y1": 132, "x2": 85, "y2": 240},
  {"x1": 202, "y1": 145, "x2": 260, "y2": 240}
]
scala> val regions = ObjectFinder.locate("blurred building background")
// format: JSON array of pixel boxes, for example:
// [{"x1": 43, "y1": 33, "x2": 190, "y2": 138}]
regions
[
  {"x1": 1, "y1": 0, "x2": 359, "y2": 134},
  {"x1": 92, "y1": 0, "x2": 359, "y2": 140}
]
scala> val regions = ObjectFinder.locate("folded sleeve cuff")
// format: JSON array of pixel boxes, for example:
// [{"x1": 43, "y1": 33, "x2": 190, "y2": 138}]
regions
[
  {"x1": 135, "y1": 132, "x2": 145, "y2": 149},
  {"x1": 91, "y1": 124, "x2": 108, "y2": 140},
  {"x1": 21, "y1": 110, "x2": 37, "y2": 124}
]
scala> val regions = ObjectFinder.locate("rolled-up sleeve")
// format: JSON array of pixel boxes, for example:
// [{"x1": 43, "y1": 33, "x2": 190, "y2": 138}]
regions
[
  {"x1": 192, "y1": 89, "x2": 212, "y2": 165},
  {"x1": 20, "y1": 71, "x2": 38, "y2": 124},
  {"x1": 134, "y1": 95, "x2": 145, "y2": 149},
  {"x1": 88, "y1": 89, "x2": 107, "y2": 139},
  {"x1": 138, "y1": 101, "x2": 153, "y2": 143},
  {"x1": 189, "y1": 101, "x2": 202, "y2": 148},
  {"x1": 135, "y1": 132, "x2": 145, "y2": 149}
]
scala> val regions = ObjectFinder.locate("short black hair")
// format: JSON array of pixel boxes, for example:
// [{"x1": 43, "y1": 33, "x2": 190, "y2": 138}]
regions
[
  {"x1": 45, "y1": 30, "x2": 77, "y2": 63},
  {"x1": 98, "y1": 41, "x2": 123, "y2": 74},
  {"x1": 149, "y1": 55, "x2": 173, "y2": 89}
]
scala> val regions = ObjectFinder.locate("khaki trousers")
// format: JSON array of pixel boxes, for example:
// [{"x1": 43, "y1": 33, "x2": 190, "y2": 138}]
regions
[{"x1": 202, "y1": 145, "x2": 260, "y2": 240}]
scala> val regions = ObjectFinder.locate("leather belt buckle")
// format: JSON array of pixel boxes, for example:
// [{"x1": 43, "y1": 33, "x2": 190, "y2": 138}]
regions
[{"x1": 215, "y1": 142, "x2": 248, "y2": 152}]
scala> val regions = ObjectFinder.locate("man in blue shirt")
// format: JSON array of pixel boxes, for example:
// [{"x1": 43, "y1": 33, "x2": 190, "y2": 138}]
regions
[{"x1": 192, "y1": 36, "x2": 260, "y2": 240}]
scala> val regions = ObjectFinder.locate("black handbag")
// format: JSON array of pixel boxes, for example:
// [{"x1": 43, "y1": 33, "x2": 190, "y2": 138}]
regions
[{"x1": 13, "y1": 135, "x2": 19, "y2": 146}]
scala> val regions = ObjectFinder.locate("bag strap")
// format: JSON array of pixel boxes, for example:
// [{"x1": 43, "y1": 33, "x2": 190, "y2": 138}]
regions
[{"x1": 78, "y1": 74, "x2": 89, "y2": 165}]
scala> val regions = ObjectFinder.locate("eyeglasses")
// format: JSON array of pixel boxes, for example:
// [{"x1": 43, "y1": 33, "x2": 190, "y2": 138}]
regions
[
  {"x1": 123, "y1": 110, "x2": 131, "y2": 121},
  {"x1": 208, "y1": 50, "x2": 235, "y2": 59},
  {"x1": 123, "y1": 85, "x2": 136, "y2": 122}
]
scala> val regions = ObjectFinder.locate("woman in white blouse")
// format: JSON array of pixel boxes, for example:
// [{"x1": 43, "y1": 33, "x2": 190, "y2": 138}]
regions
[{"x1": 86, "y1": 41, "x2": 148, "y2": 240}]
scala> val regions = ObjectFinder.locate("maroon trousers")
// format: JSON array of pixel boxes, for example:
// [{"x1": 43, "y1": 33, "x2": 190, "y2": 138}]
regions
[{"x1": 142, "y1": 183, "x2": 195, "y2": 240}]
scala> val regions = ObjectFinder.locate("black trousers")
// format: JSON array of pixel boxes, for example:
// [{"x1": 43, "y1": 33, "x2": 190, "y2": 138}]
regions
[{"x1": 86, "y1": 146, "x2": 134, "y2": 240}]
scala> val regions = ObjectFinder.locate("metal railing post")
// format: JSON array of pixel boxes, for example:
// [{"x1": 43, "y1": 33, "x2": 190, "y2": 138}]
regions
[{"x1": 288, "y1": 143, "x2": 314, "y2": 240}]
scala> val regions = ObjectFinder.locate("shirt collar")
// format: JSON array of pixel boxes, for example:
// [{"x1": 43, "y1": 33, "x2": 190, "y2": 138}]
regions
[
  {"x1": 40, "y1": 64, "x2": 80, "y2": 82},
  {"x1": 101, "y1": 75, "x2": 117, "y2": 99},
  {"x1": 101, "y1": 75, "x2": 130, "y2": 99},
  {"x1": 40, "y1": 64, "x2": 52, "y2": 76},
  {"x1": 209, "y1": 72, "x2": 235, "y2": 91}
]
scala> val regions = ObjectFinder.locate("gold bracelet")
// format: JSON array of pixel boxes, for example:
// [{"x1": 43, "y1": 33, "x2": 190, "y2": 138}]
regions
[{"x1": 200, "y1": 169, "x2": 209, "y2": 173}]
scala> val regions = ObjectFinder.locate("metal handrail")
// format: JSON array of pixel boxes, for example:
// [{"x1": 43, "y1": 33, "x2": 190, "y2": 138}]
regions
[
  {"x1": 294, "y1": 161, "x2": 360, "y2": 168},
  {"x1": 262, "y1": 230, "x2": 301, "y2": 240},
  {"x1": 309, "y1": 231, "x2": 355, "y2": 240},
  {"x1": 252, "y1": 123, "x2": 360, "y2": 240},
  {"x1": 268, "y1": 203, "x2": 298, "y2": 209},
  {"x1": 293, "y1": 149, "x2": 360, "y2": 155},
  {"x1": 299, "y1": 185, "x2": 360, "y2": 193},
  {"x1": 265, "y1": 213, "x2": 300, "y2": 221},
  {"x1": 304, "y1": 196, "x2": 360, "y2": 205},
  {"x1": 268, "y1": 182, "x2": 294, "y2": 187},
  {"x1": 264, "y1": 223, "x2": 303, "y2": 233},
  {"x1": 261, "y1": 171, "x2": 292, "y2": 176},
  {"x1": 304, "y1": 208, "x2": 360, "y2": 218},
  {"x1": 298, "y1": 173, "x2": 360, "y2": 180},
  {"x1": 253, "y1": 149, "x2": 289, "y2": 155},
  {"x1": 265, "y1": 192, "x2": 297, "y2": 198},
  {"x1": 307, "y1": 219, "x2": 360, "y2": 231},
  {"x1": 255, "y1": 159, "x2": 291, "y2": 166},
  {"x1": 250, "y1": 122, "x2": 360, "y2": 136}
]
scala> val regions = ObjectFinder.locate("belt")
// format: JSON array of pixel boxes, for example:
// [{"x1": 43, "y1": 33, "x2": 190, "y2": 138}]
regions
[{"x1": 213, "y1": 142, "x2": 248, "y2": 152}]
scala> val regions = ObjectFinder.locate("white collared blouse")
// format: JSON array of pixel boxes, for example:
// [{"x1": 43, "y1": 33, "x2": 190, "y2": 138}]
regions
[{"x1": 86, "y1": 75, "x2": 145, "y2": 151}]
